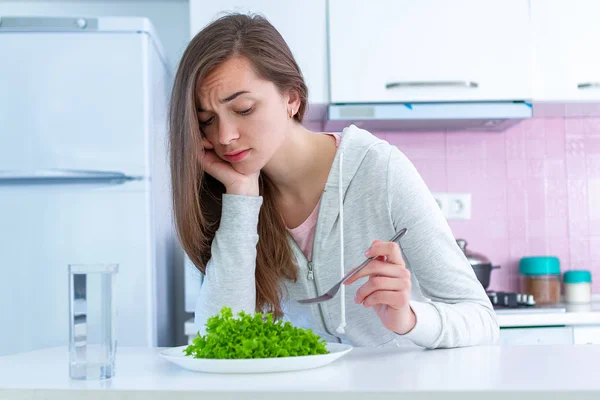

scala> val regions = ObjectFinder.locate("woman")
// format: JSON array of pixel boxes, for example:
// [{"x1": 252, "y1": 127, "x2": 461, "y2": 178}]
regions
[{"x1": 169, "y1": 13, "x2": 499, "y2": 349}]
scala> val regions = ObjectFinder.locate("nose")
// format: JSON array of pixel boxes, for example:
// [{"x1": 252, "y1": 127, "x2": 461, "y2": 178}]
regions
[{"x1": 217, "y1": 119, "x2": 239, "y2": 145}]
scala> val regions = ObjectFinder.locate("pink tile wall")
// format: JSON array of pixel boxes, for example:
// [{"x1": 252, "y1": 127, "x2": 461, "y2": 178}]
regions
[{"x1": 374, "y1": 118, "x2": 600, "y2": 293}]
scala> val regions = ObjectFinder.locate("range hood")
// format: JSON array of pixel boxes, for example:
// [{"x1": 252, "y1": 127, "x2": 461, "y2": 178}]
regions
[{"x1": 324, "y1": 101, "x2": 532, "y2": 132}]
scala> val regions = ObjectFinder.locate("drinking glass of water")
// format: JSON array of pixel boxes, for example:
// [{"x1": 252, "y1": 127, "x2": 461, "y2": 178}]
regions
[{"x1": 68, "y1": 264, "x2": 118, "y2": 380}]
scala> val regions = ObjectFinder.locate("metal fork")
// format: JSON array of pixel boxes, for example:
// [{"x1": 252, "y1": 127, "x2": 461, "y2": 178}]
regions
[{"x1": 296, "y1": 228, "x2": 408, "y2": 304}]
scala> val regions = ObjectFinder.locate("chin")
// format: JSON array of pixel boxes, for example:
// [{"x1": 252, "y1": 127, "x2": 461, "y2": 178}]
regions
[{"x1": 232, "y1": 161, "x2": 263, "y2": 176}]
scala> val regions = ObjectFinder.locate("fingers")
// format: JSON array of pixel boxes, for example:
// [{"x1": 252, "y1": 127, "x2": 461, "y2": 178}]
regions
[
  {"x1": 199, "y1": 149, "x2": 232, "y2": 183},
  {"x1": 365, "y1": 240, "x2": 404, "y2": 265},
  {"x1": 344, "y1": 259, "x2": 408, "y2": 285},
  {"x1": 354, "y1": 276, "x2": 407, "y2": 304},
  {"x1": 199, "y1": 149, "x2": 220, "y2": 171},
  {"x1": 362, "y1": 290, "x2": 410, "y2": 310},
  {"x1": 344, "y1": 240, "x2": 406, "y2": 286},
  {"x1": 201, "y1": 135, "x2": 214, "y2": 150}
]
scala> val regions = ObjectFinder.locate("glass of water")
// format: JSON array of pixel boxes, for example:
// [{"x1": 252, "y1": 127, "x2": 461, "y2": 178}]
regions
[{"x1": 68, "y1": 264, "x2": 118, "y2": 380}]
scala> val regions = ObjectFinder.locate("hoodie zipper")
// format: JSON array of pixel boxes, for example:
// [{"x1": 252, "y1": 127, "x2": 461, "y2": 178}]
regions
[
  {"x1": 306, "y1": 187, "x2": 337, "y2": 339},
  {"x1": 305, "y1": 258, "x2": 334, "y2": 337},
  {"x1": 288, "y1": 237, "x2": 334, "y2": 338}
]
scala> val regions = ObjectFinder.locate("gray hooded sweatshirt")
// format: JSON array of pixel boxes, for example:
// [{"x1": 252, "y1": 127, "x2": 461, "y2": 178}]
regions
[{"x1": 194, "y1": 125, "x2": 499, "y2": 349}]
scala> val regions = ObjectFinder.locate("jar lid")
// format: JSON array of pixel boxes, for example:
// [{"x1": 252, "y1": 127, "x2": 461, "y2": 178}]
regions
[
  {"x1": 564, "y1": 270, "x2": 592, "y2": 283},
  {"x1": 519, "y1": 256, "x2": 560, "y2": 275}
]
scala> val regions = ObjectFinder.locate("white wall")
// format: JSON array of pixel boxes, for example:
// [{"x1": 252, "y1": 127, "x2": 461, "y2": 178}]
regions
[{"x1": 0, "y1": 0, "x2": 190, "y2": 70}]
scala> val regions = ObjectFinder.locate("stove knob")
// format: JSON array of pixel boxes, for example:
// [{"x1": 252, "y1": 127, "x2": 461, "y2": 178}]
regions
[{"x1": 526, "y1": 294, "x2": 536, "y2": 306}]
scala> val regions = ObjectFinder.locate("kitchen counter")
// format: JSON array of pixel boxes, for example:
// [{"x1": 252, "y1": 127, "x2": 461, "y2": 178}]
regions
[
  {"x1": 495, "y1": 301, "x2": 600, "y2": 328},
  {"x1": 2, "y1": 345, "x2": 600, "y2": 400}
]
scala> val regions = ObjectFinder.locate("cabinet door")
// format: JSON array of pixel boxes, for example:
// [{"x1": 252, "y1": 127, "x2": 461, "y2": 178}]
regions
[
  {"x1": 573, "y1": 327, "x2": 600, "y2": 344},
  {"x1": 531, "y1": 0, "x2": 600, "y2": 101},
  {"x1": 499, "y1": 327, "x2": 574, "y2": 346},
  {"x1": 328, "y1": 0, "x2": 531, "y2": 103},
  {"x1": 189, "y1": 0, "x2": 328, "y2": 106}
]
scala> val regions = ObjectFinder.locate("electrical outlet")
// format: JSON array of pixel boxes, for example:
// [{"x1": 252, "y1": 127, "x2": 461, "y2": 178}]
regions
[
  {"x1": 431, "y1": 192, "x2": 471, "y2": 219},
  {"x1": 446, "y1": 193, "x2": 472, "y2": 220},
  {"x1": 431, "y1": 192, "x2": 448, "y2": 217}
]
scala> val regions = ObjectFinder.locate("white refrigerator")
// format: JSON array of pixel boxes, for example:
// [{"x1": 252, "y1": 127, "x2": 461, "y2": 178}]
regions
[{"x1": 0, "y1": 16, "x2": 181, "y2": 356}]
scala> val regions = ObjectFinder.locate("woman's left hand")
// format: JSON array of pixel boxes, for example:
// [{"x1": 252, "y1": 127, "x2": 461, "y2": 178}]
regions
[{"x1": 343, "y1": 240, "x2": 416, "y2": 335}]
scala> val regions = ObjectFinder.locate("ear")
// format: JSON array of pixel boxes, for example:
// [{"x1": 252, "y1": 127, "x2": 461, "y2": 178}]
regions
[{"x1": 285, "y1": 88, "x2": 301, "y2": 117}]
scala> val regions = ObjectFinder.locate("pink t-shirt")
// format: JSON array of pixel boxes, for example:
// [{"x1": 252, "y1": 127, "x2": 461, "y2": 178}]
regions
[{"x1": 287, "y1": 133, "x2": 341, "y2": 261}]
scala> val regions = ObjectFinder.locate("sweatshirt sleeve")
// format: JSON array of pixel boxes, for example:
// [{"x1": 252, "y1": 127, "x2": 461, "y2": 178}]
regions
[
  {"x1": 194, "y1": 194, "x2": 263, "y2": 336},
  {"x1": 386, "y1": 146, "x2": 499, "y2": 349}
]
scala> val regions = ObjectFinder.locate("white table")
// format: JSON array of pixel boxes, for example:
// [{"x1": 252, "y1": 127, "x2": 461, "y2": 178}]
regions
[{"x1": 1, "y1": 345, "x2": 599, "y2": 400}]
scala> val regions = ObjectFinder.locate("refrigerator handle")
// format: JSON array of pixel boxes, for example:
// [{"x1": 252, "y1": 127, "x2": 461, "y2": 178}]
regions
[
  {"x1": 0, "y1": 17, "x2": 98, "y2": 31},
  {"x1": 0, "y1": 169, "x2": 143, "y2": 185}
]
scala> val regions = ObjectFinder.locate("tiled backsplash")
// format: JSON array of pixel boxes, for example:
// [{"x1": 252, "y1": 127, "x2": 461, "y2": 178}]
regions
[{"x1": 373, "y1": 118, "x2": 600, "y2": 293}]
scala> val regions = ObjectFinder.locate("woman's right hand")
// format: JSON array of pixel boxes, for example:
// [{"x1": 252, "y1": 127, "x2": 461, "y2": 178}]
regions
[{"x1": 200, "y1": 137, "x2": 260, "y2": 197}]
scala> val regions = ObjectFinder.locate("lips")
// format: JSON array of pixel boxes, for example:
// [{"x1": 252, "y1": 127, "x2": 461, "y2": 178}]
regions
[{"x1": 223, "y1": 149, "x2": 250, "y2": 163}]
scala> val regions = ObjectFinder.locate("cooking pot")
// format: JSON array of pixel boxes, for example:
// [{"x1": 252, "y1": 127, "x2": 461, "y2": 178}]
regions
[{"x1": 456, "y1": 239, "x2": 500, "y2": 290}]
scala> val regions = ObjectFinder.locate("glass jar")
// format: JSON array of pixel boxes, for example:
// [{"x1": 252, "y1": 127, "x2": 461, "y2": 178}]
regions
[
  {"x1": 519, "y1": 256, "x2": 561, "y2": 305},
  {"x1": 563, "y1": 270, "x2": 592, "y2": 304}
]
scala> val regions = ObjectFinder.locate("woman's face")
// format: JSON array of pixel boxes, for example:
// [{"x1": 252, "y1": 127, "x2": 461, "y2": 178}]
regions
[{"x1": 195, "y1": 56, "x2": 298, "y2": 175}]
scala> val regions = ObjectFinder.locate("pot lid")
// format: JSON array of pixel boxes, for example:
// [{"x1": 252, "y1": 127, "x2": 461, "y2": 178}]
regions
[{"x1": 456, "y1": 239, "x2": 491, "y2": 266}]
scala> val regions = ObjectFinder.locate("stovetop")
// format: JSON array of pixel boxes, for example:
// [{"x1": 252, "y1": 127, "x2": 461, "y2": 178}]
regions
[
  {"x1": 487, "y1": 291, "x2": 535, "y2": 308},
  {"x1": 487, "y1": 290, "x2": 567, "y2": 313}
]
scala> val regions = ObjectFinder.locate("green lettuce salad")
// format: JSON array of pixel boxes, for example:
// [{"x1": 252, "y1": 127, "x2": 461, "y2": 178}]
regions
[{"x1": 184, "y1": 307, "x2": 329, "y2": 359}]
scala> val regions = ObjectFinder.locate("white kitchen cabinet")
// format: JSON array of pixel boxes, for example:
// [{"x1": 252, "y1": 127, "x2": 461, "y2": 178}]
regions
[
  {"x1": 189, "y1": 0, "x2": 328, "y2": 113},
  {"x1": 573, "y1": 327, "x2": 600, "y2": 345},
  {"x1": 531, "y1": 0, "x2": 600, "y2": 102},
  {"x1": 499, "y1": 327, "x2": 574, "y2": 346},
  {"x1": 328, "y1": 0, "x2": 531, "y2": 104}
]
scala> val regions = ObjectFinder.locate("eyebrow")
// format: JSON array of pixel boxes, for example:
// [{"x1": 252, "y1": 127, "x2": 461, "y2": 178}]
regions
[{"x1": 197, "y1": 90, "x2": 250, "y2": 112}]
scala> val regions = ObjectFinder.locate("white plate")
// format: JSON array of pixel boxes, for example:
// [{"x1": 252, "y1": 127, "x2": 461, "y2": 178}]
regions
[{"x1": 159, "y1": 343, "x2": 353, "y2": 374}]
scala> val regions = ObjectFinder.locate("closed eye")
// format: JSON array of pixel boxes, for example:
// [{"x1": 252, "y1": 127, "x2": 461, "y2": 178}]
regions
[
  {"x1": 199, "y1": 116, "x2": 214, "y2": 126},
  {"x1": 238, "y1": 107, "x2": 254, "y2": 116},
  {"x1": 199, "y1": 107, "x2": 252, "y2": 126}
]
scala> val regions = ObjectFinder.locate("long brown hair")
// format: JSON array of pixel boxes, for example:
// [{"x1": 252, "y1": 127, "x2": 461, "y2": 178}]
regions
[{"x1": 169, "y1": 13, "x2": 308, "y2": 318}]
